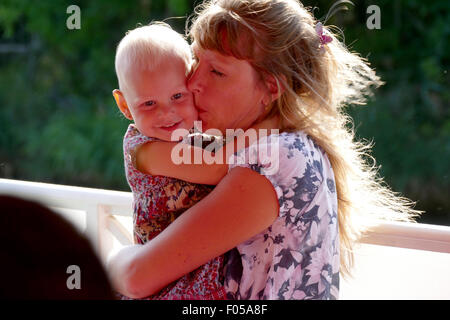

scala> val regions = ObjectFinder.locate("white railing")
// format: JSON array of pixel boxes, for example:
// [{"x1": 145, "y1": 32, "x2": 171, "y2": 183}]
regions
[{"x1": 1, "y1": 178, "x2": 449, "y2": 299}]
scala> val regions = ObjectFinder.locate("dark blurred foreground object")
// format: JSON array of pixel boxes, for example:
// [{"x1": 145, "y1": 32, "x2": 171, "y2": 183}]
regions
[{"x1": 0, "y1": 195, "x2": 115, "y2": 300}]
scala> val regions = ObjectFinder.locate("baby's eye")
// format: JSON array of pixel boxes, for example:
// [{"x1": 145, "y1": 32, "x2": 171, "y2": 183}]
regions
[
  {"x1": 172, "y1": 93, "x2": 183, "y2": 100},
  {"x1": 144, "y1": 100, "x2": 155, "y2": 106}
]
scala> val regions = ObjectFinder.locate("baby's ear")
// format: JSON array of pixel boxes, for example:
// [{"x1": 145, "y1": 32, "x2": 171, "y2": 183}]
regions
[{"x1": 112, "y1": 89, "x2": 133, "y2": 120}]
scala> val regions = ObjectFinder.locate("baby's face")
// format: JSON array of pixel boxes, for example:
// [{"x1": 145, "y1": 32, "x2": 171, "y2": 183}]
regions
[{"x1": 124, "y1": 57, "x2": 197, "y2": 141}]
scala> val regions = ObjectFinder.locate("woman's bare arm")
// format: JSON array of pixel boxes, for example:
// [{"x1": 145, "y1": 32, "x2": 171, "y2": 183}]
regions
[{"x1": 117, "y1": 166, "x2": 279, "y2": 299}]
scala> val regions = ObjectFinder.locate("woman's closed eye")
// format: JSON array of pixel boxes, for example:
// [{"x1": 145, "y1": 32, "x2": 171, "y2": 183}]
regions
[
  {"x1": 211, "y1": 68, "x2": 225, "y2": 77},
  {"x1": 191, "y1": 50, "x2": 225, "y2": 77}
]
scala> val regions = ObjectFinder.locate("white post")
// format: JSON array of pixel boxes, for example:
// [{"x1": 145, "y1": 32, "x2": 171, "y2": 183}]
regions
[
  {"x1": 97, "y1": 204, "x2": 114, "y2": 266},
  {"x1": 84, "y1": 204, "x2": 101, "y2": 256}
]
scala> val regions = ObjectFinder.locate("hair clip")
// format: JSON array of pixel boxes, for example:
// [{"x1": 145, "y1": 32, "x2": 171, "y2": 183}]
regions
[{"x1": 315, "y1": 22, "x2": 332, "y2": 51}]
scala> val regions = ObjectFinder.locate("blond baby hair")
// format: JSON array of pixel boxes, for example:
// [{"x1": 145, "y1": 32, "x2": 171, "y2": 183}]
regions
[
  {"x1": 115, "y1": 22, "x2": 192, "y2": 99},
  {"x1": 188, "y1": 0, "x2": 422, "y2": 278}
]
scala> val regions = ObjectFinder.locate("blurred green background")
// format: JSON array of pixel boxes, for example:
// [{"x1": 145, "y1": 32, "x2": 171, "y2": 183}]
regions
[{"x1": 0, "y1": 0, "x2": 448, "y2": 225}]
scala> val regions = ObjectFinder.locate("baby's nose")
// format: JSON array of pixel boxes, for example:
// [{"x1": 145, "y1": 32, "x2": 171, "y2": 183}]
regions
[{"x1": 155, "y1": 103, "x2": 174, "y2": 117}]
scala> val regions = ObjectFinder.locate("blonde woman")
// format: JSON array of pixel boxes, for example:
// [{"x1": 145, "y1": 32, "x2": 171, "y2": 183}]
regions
[{"x1": 108, "y1": 0, "x2": 420, "y2": 300}]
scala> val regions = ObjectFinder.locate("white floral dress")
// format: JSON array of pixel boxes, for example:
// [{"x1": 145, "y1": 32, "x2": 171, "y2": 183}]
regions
[{"x1": 223, "y1": 131, "x2": 340, "y2": 300}]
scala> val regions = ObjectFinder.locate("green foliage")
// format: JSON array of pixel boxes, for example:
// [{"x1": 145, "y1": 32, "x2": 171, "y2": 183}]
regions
[
  {"x1": 0, "y1": 0, "x2": 449, "y2": 224},
  {"x1": 0, "y1": 0, "x2": 193, "y2": 189}
]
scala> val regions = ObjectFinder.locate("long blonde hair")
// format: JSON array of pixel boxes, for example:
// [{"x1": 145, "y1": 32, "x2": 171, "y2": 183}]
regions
[{"x1": 188, "y1": 0, "x2": 422, "y2": 278}]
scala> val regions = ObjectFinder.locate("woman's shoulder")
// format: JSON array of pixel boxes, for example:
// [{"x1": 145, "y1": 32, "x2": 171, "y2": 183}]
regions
[
  {"x1": 249, "y1": 129, "x2": 322, "y2": 153},
  {"x1": 276, "y1": 130, "x2": 323, "y2": 156},
  {"x1": 277, "y1": 130, "x2": 334, "y2": 186},
  {"x1": 232, "y1": 129, "x2": 329, "y2": 176},
  {"x1": 228, "y1": 128, "x2": 336, "y2": 209}
]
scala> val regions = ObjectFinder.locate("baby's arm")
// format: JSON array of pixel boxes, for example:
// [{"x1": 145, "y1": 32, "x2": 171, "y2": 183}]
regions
[
  {"x1": 134, "y1": 132, "x2": 253, "y2": 185},
  {"x1": 134, "y1": 140, "x2": 228, "y2": 185}
]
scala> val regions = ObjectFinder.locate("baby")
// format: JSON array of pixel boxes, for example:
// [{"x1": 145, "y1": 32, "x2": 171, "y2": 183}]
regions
[{"x1": 112, "y1": 23, "x2": 227, "y2": 300}]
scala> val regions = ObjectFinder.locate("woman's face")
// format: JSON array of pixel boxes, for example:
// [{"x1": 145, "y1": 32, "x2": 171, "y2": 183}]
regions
[{"x1": 187, "y1": 43, "x2": 268, "y2": 134}]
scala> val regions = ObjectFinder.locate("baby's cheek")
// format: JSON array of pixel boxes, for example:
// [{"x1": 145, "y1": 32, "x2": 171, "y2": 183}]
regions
[{"x1": 184, "y1": 102, "x2": 198, "y2": 121}]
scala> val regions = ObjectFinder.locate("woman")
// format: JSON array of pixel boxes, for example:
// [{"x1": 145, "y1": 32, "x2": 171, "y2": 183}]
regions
[{"x1": 108, "y1": 0, "x2": 420, "y2": 300}]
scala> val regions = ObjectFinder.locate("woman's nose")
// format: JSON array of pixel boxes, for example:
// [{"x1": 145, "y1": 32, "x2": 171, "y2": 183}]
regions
[{"x1": 187, "y1": 64, "x2": 201, "y2": 94}]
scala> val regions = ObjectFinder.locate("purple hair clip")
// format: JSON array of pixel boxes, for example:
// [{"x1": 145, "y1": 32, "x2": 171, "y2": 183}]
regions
[{"x1": 315, "y1": 22, "x2": 332, "y2": 51}]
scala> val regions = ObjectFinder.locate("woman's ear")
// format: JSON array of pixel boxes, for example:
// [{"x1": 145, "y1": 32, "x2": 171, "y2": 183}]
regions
[
  {"x1": 263, "y1": 73, "x2": 285, "y2": 103},
  {"x1": 112, "y1": 89, "x2": 133, "y2": 120}
]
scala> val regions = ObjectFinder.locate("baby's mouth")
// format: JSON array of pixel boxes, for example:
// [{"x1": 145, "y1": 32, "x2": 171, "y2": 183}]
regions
[{"x1": 158, "y1": 120, "x2": 182, "y2": 130}]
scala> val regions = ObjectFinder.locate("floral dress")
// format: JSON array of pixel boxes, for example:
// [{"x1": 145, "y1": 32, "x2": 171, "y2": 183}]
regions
[
  {"x1": 223, "y1": 131, "x2": 340, "y2": 299},
  {"x1": 117, "y1": 124, "x2": 226, "y2": 300}
]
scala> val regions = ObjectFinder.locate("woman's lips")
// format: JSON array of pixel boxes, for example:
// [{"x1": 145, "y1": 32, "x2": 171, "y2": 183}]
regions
[
  {"x1": 197, "y1": 112, "x2": 208, "y2": 124},
  {"x1": 195, "y1": 103, "x2": 207, "y2": 113},
  {"x1": 196, "y1": 107, "x2": 207, "y2": 116}
]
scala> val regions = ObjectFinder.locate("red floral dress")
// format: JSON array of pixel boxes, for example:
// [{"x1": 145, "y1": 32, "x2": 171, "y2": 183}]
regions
[{"x1": 117, "y1": 124, "x2": 226, "y2": 300}]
